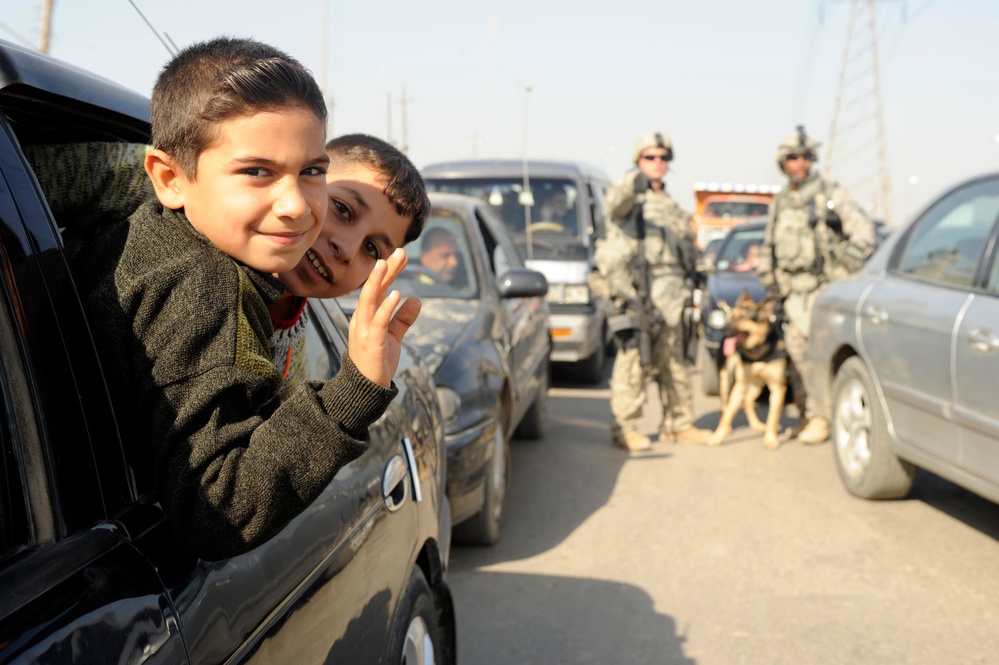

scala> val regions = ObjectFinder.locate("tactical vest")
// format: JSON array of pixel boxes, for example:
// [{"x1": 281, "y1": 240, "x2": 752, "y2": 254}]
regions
[{"x1": 770, "y1": 176, "x2": 837, "y2": 277}]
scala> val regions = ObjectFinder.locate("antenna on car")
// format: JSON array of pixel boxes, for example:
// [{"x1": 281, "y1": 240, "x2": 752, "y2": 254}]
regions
[{"x1": 127, "y1": 0, "x2": 177, "y2": 56}]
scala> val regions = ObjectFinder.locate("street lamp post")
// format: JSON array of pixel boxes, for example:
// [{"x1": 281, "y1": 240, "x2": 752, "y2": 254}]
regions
[{"x1": 522, "y1": 83, "x2": 534, "y2": 261}]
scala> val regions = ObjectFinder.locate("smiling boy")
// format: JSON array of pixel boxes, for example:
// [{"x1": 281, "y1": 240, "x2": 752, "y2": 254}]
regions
[{"x1": 72, "y1": 38, "x2": 420, "y2": 561}]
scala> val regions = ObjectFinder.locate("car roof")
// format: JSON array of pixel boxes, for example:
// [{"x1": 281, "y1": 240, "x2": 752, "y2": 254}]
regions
[
  {"x1": 0, "y1": 38, "x2": 150, "y2": 135},
  {"x1": 421, "y1": 158, "x2": 611, "y2": 182}
]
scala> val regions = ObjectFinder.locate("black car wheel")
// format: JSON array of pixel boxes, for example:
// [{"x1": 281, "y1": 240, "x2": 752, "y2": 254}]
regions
[
  {"x1": 699, "y1": 341, "x2": 720, "y2": 397},
  {"x1": 831, "y1": 357, "x2": 916, "y2": 499},
  {"x1": 453, "y1": 421, "x2": 509, "y2": 546},
  {"x1": 388, "y1": 567, "x2": 443, "y2": 665},
  {"x1": 514, "y1": 357, "x2": 548, "y2": 440}
]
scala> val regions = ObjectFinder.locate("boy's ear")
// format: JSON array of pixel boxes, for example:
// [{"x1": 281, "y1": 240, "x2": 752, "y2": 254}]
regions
[{"x1": 145, "y1": 148, "x2": 187, "y2": 210}]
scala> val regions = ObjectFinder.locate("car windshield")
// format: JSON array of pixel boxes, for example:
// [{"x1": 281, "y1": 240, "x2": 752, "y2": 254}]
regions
[
  {"x1": 715, "y1": 227, "x2": 766, "y2": 272},
  {"x1": 425, "y1": 177, "x2": 580, "y2": 240},
  {"x1": 704, "y1": 201, "x2": 770, "y2": 218},
  {"x1": 397, "y1": 210, "x2": 479, "y2": 300}
]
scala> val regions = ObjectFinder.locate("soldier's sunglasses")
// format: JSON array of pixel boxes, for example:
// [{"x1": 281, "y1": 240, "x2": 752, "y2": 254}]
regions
[
  {"x1": 641, "y1": 154, "x2": 671, "y2": 162},
  {"x1": 785, "y1": 153, "x2": 815, "y2": 161}
]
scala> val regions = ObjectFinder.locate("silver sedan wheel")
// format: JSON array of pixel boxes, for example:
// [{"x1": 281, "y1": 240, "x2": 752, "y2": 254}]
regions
[
  {"x1": 833, "y1": 376, "x2": 874, "y2": 479},
  {"x1": 831, "y1": 356, "x2": 916, "y2": 499},
  {"x1": 403, "y1": 615, "x2": 436, "y2": 665}
]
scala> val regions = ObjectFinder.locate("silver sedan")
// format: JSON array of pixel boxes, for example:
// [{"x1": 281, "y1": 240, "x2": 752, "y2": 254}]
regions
[{"x1": 806, "y1": 172, "x2": 999, "y2": 504}]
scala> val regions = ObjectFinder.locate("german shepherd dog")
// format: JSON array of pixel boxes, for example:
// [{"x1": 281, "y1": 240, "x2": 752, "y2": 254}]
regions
[{"x1": 707, "y1": 291, "x2": 787, "y2": 449}]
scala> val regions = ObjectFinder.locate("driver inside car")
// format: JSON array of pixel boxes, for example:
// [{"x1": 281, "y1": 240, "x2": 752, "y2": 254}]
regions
[{"x1": 417, "y1": 226, "x2": 461, "y2": 284}]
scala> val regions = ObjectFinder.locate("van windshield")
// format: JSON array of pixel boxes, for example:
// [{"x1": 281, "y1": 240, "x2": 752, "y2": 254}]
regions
[{"x1": 425, "y1": 177, "x2": 580, "y2": 240}]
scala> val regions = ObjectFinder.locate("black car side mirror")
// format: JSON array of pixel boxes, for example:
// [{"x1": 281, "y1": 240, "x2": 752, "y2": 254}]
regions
[{"x1": 497, "y1": 268, "x2": 548, "y2": 299}]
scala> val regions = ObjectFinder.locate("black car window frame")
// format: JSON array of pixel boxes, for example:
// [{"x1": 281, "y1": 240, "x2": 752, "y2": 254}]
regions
[
  {"x1": 1, "y1": 99, "x2": 153, "y2": 521},
  {"x1": 891, "y1": 176, "x2": 999, "y2": 291}
]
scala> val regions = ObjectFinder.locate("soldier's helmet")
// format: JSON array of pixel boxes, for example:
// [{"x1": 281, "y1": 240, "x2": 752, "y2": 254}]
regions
[
  {"x1": 633, "y1": 131, "x2": 674, "y2": 163},
  {"x1": 776, "y1": 125, "x2": 821, "y2": 169}
]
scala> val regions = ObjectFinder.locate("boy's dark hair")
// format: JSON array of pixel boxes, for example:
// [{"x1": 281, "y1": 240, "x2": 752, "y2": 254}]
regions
[
  {"x1": 150, "y1": 36, "x2": 327, "y2": 178},
  {"x1": 326, "y1": 134, "x2": 430, "y2": 244}
]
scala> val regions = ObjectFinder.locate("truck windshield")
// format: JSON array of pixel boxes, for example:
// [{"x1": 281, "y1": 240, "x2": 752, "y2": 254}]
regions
[
  {"x1": 704, "y1": 201, "x2": 770, "y2": 218},
  {"x1": 425, "y1": 177, "x2": 580, "y2": 240}
]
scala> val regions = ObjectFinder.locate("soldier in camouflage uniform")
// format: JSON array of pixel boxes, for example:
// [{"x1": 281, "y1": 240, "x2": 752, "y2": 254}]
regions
[
  {"x1": 756, "y1": 126, "x2": 876, "y2": 444},
  {"x1": 593, "y1": 132, "x2": 711, "y2": 451}
]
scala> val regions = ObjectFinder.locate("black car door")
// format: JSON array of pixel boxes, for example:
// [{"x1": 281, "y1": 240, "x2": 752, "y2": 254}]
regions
[
  {"x1": 0, "y1": 126, "x2": 187, "y2": 664},
  {"x1": 156, "y1": 300, "x2": 419, "y2": 664}
]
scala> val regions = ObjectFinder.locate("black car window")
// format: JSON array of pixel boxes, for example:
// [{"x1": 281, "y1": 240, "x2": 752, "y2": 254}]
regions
[
  {"x1": 716, "y1": 228, "x2": 765, "y2": 272},
  {"x1": 0, "y1": 288, "x2": 28, "y2": 558},
  {"x1": 896, "y1": 178, "x2": 999, "y2": 288}
]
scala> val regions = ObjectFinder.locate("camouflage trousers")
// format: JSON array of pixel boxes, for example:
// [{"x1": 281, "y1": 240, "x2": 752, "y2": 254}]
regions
[
  {"x1": 781, "y1": 288, "x2": 823, "y2": 419},
  {"x1": 609, "y1": 323, "x2": 694, "y2": 436}
]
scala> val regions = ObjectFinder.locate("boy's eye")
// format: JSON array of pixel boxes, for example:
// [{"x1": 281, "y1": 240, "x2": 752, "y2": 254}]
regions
[
  {"x1": 363, "y1": 239, "x2": 380, "y2": 260},
  {"x1": 242, "y1": 167, "x2": 271, "y2": 178},
  {"x1": 330, "y1": 199, "x2": 351, "y2": 221},
  {"x1": 302, "y1": 166, "x2": 327, "y2": 177}
]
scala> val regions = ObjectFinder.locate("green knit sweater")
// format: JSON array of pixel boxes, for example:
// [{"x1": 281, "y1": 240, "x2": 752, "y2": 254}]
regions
[{"x1": 75, "y1": 198, "x2": 396, "y2": 561}]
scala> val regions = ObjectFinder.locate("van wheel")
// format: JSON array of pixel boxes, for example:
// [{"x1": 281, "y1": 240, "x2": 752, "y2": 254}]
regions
[
  {"x1": 453, "y1": 422, "x2": 509, "y2": 545},
  {"x1": 388, "y1": 568, "x2": 442, "y2": 665},
  {"x1": 831, "y1": 357, "x2": 916, "y2": 499},
  {"x1": 700, "y1": 342, "x2": 719, "y2": 397}
]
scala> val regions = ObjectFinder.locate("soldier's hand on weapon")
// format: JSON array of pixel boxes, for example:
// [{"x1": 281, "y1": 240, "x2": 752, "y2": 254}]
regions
[{"x1": 633, "y1": 173, "x2": 651, "y2": 194}]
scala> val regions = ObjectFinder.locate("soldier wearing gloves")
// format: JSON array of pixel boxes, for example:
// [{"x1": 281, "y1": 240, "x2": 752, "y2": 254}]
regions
[
  {"x1": 590, "y1": 131, "x2": 710, "y2": 451},
  {"x1": 756, "y1": 126, "x2": 876, "y2": 444}
]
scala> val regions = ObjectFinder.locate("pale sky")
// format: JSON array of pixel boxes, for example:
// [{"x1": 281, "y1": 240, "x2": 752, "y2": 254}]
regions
[{"x1": 5, "y1": 0, "x2": 995, "y2": 223}]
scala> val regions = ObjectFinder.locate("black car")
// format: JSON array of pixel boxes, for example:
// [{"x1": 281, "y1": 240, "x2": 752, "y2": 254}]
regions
[
  {"x1": 698, "y1": 220, "x2": 769, "y2": 396},
  {"x1": 342, "y1": 192, "x2": 551, "y2": 546},
  {"x1": 0, "y1": 39, "x2": 455, "y2": 664}
]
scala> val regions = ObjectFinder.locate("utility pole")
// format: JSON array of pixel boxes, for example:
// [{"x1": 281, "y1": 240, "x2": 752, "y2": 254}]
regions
[
  {"x1": 321, "y1": 0, "x2": 334, "y2": 136},
  {"x1": 398, "y1": 86, "x2": 413, "y2": 155},
  {"x1": 38, "y1": 0, "x2": 54, "y2": 54},
  {"x1": 824, "y1": 0, "x2": 900, "y2": 225},
  {"x1": 387, "y1": 92, "x2": 394, "y2": 147}
]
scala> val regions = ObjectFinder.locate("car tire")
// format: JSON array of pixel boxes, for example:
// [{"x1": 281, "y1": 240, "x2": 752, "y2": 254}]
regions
[
  {"x1": 387, "y1": 567, "x2": 443, "y2": 665},
  {"x1": 700, "y1": 341, "x2": 720, "y2": 397},
  {"x1": 514, "y1": 358, "x2": 548, "y2": 440},
  {"x1": 453, "y1": 421, "x2": 509, "y2": 546},
  {"x1": 575, "y1": 332, "x2": 606, "y2": 384},
  {"x1": 831, "y1": 357, "x2": 916, "y2": 499}
]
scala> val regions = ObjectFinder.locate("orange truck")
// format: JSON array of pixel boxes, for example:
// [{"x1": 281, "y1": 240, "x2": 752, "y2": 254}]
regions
[{"x1": 691, "y1": 182, "x2": 781, "y2": 249}]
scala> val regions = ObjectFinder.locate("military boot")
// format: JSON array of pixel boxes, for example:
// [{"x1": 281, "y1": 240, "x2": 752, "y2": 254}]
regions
[
  {"x1": 613, "y1": 431, "x2": 652, "y2": 452},
  {"x1": 797, "y1": 417, "x2": 830, "y2": 445}
]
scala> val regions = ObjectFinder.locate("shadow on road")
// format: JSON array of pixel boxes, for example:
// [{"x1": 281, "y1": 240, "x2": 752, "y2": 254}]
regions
[
  {"x1": 453, "y1": 359, "x2": 631, "y2": 564},
  {"x1": 908, "y1": 470, "x2": 999, "y2": 541},
  {"x1": 447, "y1": 570, "x2": 695, "y2": 665}
]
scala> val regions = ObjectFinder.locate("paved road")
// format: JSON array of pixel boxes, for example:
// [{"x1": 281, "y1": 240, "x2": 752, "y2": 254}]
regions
[{"x1": 448, "y1": 360, "x2": 999, "y2": 664}]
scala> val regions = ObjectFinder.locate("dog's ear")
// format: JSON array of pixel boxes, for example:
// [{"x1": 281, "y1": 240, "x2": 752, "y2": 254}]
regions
[{"x1": 737, "y1": 288, "x2": 755, "y2": 307}]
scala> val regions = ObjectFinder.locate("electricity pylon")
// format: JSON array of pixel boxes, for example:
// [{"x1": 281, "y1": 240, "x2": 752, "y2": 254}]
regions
[{"x1": 825, "y1": 0, "x2": 894, "y2": 225}]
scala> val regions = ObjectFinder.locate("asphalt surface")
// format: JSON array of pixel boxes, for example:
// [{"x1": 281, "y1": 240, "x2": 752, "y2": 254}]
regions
[{"x1": 448, "y1": 358, "x2": 999, "y2": 665}]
